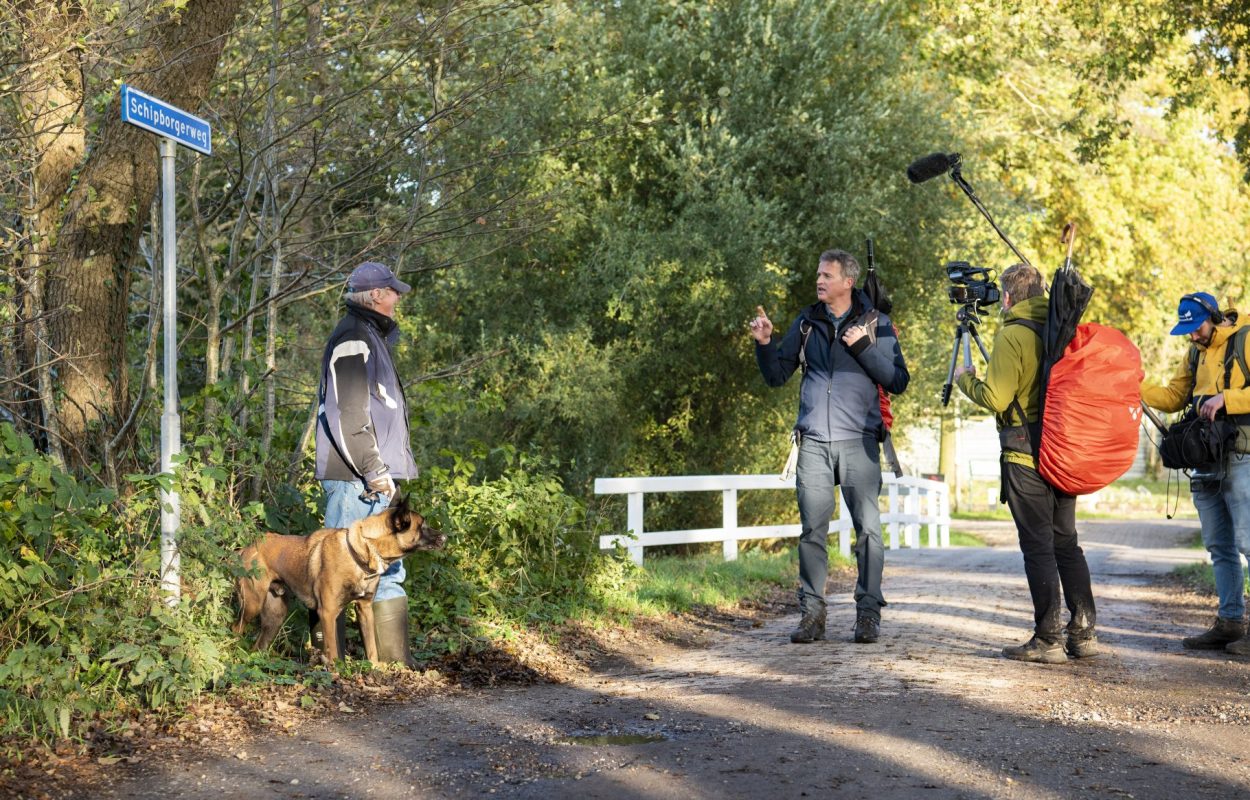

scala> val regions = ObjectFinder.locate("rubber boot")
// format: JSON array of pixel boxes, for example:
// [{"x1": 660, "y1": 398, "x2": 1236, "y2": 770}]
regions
[
  {"x1": 371, "y1": 596, "x2": 415, "y2": 667},
  {"x1": 308, "y1": 609, "x2": 348, "y2": 662}
]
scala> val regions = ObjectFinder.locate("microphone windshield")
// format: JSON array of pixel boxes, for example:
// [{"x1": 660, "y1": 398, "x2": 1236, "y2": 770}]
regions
[{"x1": 907, "y1": 152, "x2": 955, "y2": 184}]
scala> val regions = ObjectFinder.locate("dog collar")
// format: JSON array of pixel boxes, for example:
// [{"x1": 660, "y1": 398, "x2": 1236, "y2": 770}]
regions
[{"x1": 344, "y1": 530, "x2": 383, "y2": 579}]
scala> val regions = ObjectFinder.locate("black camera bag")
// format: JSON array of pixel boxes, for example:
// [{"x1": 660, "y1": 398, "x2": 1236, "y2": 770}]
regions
[{"x1": 1159, "y1": 414, "x2": 1235, "y2": 470}]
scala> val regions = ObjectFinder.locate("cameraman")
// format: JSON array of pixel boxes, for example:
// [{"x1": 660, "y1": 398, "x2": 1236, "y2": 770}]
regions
[
  {"x1": 954, "y1": 263, "x2": 1098, "y2": 663},
  {"x1": 750, "y1": 249, "x2": 909, "y2": 645},
  {"x1": 1141, "y1": 292, "x2": 1250, "y2": 653}
]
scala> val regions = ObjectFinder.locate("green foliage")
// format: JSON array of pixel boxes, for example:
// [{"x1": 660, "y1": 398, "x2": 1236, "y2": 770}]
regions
[
  {"x1": 0, "y1": 421, "x2": 310, "y2": 742},
  {"x1": 404, "y1": 444, "x2": 630, "y2": 653},
  {"x1": 408, "y1": 0, "x2": 958, "y2": 524},
  {"x1": 0, "y1": 424, "x2": 227, "y2": 739}
]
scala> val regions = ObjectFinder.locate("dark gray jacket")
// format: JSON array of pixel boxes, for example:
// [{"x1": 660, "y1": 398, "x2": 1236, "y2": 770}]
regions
[
  {"x1": 755, "y1": 289, "x2": 909, "y2": 442},
  {"x1": 315, "y1": 302, "x2": 418, "y2": 483}
]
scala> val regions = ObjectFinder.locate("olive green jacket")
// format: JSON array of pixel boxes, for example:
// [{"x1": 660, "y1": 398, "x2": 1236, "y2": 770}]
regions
[{"x1": 956, "y1": 295, "x2": 1048, "y2": 468}]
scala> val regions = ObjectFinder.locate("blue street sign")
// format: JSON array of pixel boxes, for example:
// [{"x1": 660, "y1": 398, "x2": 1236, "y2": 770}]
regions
[{"x1": 120, "y1": 84, "x2": 212, "y2": 155}]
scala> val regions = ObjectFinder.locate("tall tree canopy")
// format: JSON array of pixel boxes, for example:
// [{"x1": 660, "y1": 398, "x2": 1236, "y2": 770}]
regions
[{"x1": 0, "y1": 0, "x2": 1247, "y2": 503}]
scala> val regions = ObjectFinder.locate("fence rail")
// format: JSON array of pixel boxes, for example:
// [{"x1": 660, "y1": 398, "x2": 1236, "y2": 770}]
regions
[{"x1": 594, "y1": 473, "x2": 951, "y2": 565}]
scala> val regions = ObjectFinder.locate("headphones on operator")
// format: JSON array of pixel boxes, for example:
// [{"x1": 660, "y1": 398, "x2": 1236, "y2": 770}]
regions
[{"x1": 1182, "y1": 293, "x2": 1224, "y2": 325}]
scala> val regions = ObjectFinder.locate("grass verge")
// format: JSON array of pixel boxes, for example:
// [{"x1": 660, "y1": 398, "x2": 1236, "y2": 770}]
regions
[
  {"x1": 1172, "y1": 562, "x2": 1217, "y2": 594},
  {"x1": 947, "y1": 530, "x2": 988, "y2": 547},
  {"x1": 597, "y1": 548, "x2": 854, "y2": 618}
]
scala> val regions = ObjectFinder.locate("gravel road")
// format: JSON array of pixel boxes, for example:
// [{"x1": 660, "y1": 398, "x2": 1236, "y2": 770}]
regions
[{"x1": 94, "y1": 518, "x2": 1250, "y2": 799}]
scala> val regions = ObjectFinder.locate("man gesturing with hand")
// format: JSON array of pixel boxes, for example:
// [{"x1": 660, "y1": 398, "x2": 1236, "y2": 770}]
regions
[{"x1": 751, "y1": 249, "x2": 909, "y2": 645}]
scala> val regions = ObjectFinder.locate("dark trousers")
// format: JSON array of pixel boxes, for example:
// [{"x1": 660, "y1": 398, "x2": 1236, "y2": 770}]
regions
[
  {"x1": 1003, "y1": 460, "x2": 1096, "y2": 642},
  {"x1": 795, "y1": 436, "x2": 886, "y2": 619}
]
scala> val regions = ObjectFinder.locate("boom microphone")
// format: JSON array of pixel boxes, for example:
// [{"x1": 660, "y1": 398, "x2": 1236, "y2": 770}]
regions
[{"x1": 906, "y1": 152, "x2": 960, "y2": 184}]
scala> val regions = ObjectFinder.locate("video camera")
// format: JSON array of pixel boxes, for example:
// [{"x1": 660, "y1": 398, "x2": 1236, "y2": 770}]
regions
[{"x1": 945, "y1": 261, "x2": 1000, "y2": 309}]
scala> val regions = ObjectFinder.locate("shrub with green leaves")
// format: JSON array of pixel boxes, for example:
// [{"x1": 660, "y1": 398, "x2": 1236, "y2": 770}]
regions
[
  {"x1": 0, "y1": 423, "x2": 275, "y2": 740},
  {"x1": 404, "y1": 443, "x2": 630, "y2": 653}
]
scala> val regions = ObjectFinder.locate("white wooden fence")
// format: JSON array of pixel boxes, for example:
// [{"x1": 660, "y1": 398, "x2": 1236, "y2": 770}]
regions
[{"x1": 594, "y1": 474, "x2": 951, "y2": 565}]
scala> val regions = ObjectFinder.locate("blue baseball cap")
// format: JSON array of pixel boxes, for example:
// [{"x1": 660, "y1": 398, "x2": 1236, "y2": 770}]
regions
[
  {"x1": 347, "y1": 261, "x2": 411, "y2": 294},
  {"x1": 1170, "y1": 292, "x2": 1219, "y2": 335}
]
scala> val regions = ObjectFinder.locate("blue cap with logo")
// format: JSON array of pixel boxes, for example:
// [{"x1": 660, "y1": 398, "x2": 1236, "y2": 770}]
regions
[
  {"x1": 347, "y1": 261, "x2": 411, "y2": 294},
  {"x1": 1170, "y1": 292, "x2": 1219, "y2": 336}
]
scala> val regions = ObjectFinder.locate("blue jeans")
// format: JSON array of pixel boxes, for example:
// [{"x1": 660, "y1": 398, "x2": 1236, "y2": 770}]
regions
[
  {"x1": 795, "y1": 436, "x2": 885, "y2": 618},
  {"x1": 322, "y1": 479, "x2": 406, "y2": 601},
  {"x1": 1192, "y1": 455, "x2": 1250, "y2": 621}
]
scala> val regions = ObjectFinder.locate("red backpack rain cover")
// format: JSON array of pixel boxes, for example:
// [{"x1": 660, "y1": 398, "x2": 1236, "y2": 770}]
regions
[{"x1": 1038, "y1": 323, "x2": 1144, "y2": 495}]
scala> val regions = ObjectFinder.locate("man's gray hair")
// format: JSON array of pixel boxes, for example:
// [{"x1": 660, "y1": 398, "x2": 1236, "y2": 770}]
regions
[
  {"x1": 345, "y1": 289, "x2": 377, "y2": 309},
  {"x1": 819, "y1": 249, "x2": 861, "y2": 283}
]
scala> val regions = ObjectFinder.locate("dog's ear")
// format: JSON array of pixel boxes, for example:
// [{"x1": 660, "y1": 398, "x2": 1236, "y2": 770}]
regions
[{"x1": 389, "y1": 493, "x2": 412, "y2": 533}]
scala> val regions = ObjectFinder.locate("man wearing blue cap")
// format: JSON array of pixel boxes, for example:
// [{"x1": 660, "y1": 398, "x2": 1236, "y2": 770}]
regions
[
  {"x1": 314, "y1": 261, "x2": 420, "y2": 665},
  {"x1": 1142, "y1": 292, "x2": 1250, "y2": 653}
]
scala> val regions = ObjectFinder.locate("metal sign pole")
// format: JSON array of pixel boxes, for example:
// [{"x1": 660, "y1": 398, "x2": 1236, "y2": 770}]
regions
[
  {"x1": 120, "y1": 84, "x2": 210, "y2": 605},
  {"x1": 158, "y1": 136, "x2": 182, "y2": 605}
]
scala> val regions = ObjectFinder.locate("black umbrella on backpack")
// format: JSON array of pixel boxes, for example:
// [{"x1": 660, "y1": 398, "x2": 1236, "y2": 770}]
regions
[
  {"x1": 863, "y1": 238, "x2": 892, "y2": 314},
  {"x1": 1039, "y1": 223, "x2": 1093, "y2": 417}
]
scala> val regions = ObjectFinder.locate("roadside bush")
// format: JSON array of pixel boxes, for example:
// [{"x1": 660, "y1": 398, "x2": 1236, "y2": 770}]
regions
[
  {"x1": 0, "y1": 422, "x2": 291, "y2": 741},
  {"x1": 405, "y1": 443, "x2": 631, "y2": 652}
]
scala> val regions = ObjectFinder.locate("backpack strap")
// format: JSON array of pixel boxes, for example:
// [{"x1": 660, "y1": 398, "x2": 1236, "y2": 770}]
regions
[
  {"x1": 798, "y1": 320, "x2": 813, "y2": 375},
  {"x1": 1223, "y1": 327, "x2": 1250, "y2": 390}
]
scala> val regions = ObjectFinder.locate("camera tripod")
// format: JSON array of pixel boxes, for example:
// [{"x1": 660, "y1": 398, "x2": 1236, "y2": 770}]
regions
[{"x1": 941, "y1": 306, "x2": 991, "y2": 406}]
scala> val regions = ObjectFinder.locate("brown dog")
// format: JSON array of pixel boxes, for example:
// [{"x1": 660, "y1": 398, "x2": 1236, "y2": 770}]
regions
[{"x1": 233, "y1": 494, "x2": 445, "y2": 666}]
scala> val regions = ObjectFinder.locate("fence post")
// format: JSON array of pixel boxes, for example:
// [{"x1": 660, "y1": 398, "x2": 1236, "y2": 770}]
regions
[
  {"x1": 627, "y1": 492, "x2": 644, "y2": 565},
  {"x1": 906, "y1": 487, "x2": 918, "y2": 548},
  {"x1": 722, "y1": 488, "x2": 738, "y2": 561},
  {"x1": 926, "y1": 486, "x2": 939, "y2": 548},
  {"x1": 887, "y1": 480, "x2": 900, "y2": 550},
  {"x1": 939, "y1": 485, "x2": 950, "y2": 547},
  {"x1": 838, "y1": 488, "x2": 852, "y2": 557}
]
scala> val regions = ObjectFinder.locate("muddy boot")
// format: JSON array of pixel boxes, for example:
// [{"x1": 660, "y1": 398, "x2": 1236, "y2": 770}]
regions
[
  {"x1": 853, "y1": 613, "x2": 880, "y2": 644},
  {"x1": 1226, "y1": 635, "x2": 1250, "y2": 656},
  {"x1": 309, "y1": 609, "x2": 348, "y2": 662},
  {"x1": 789, "y1": 606, "x2": 826, "y2": 644},
  {"x1": 1002, "y1": 635, "x2": 1067, "y2": 664},
  {"x1": 1065, "y1": 631, "x2": 1101, "y2": 659},
  {"x1": 372, "y1": 596, "x2": 415, "y2": 667},
  {"x1": 1182, "y1": 616, "x2": 1246, "y2": 650},
  {"x1": 1065, "y1": 618, "x2": 1101, "y2": 659}
]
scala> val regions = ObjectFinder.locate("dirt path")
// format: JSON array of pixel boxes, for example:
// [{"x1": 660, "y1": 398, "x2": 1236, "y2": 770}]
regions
[{"x1": 93, "y1": 518, "x2": 1250, "y2": 799}]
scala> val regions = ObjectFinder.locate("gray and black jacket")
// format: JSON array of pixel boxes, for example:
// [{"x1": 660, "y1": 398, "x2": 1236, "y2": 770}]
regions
[
  {"x1": 315, "y1": 301, "x2": 419, "y2": 483},
  {"x1": 755, "y1": 289, "x2": 909, "y2": 442}
]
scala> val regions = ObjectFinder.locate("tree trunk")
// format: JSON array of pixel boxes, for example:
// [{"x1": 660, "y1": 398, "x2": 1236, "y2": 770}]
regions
[{"x1": 15, "y1": 0, "x2": 246, "y2": 469}]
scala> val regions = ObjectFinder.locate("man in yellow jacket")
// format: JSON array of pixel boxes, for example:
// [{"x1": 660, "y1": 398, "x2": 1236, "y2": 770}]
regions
[
  {"x1": 1141, "y1": 292, "x2": 1250, "y2": 653},
  {"x1": 955, "y1": 263, "x2": 1098, "y2": 663}
]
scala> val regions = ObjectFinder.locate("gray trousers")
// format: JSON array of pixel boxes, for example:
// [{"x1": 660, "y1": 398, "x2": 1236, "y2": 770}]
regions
[{"x1": 795, "y1": 436, "x2": 886, "y2": 619}]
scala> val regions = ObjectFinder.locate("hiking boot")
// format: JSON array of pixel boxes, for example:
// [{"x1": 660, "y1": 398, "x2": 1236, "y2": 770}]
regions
[
  {"x1": 789, "y1": 608, "x2": 826, "y2": 644},
  {"x1": 1182, "y1": 616, "x2": 1246, "y2": 650},
  {"x1": 1065, "y1": 632, "x2": 1101, "y2": 659},
  {"x1": 853, "y1": 614, "x2": 880, "y2": 644},
  {"x1": 1002, "y1": 636, "x2": 1067, "y2": 664},
  {"x1": 1225, "y1": 635, "x2": 1250, "y2": 657}
]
